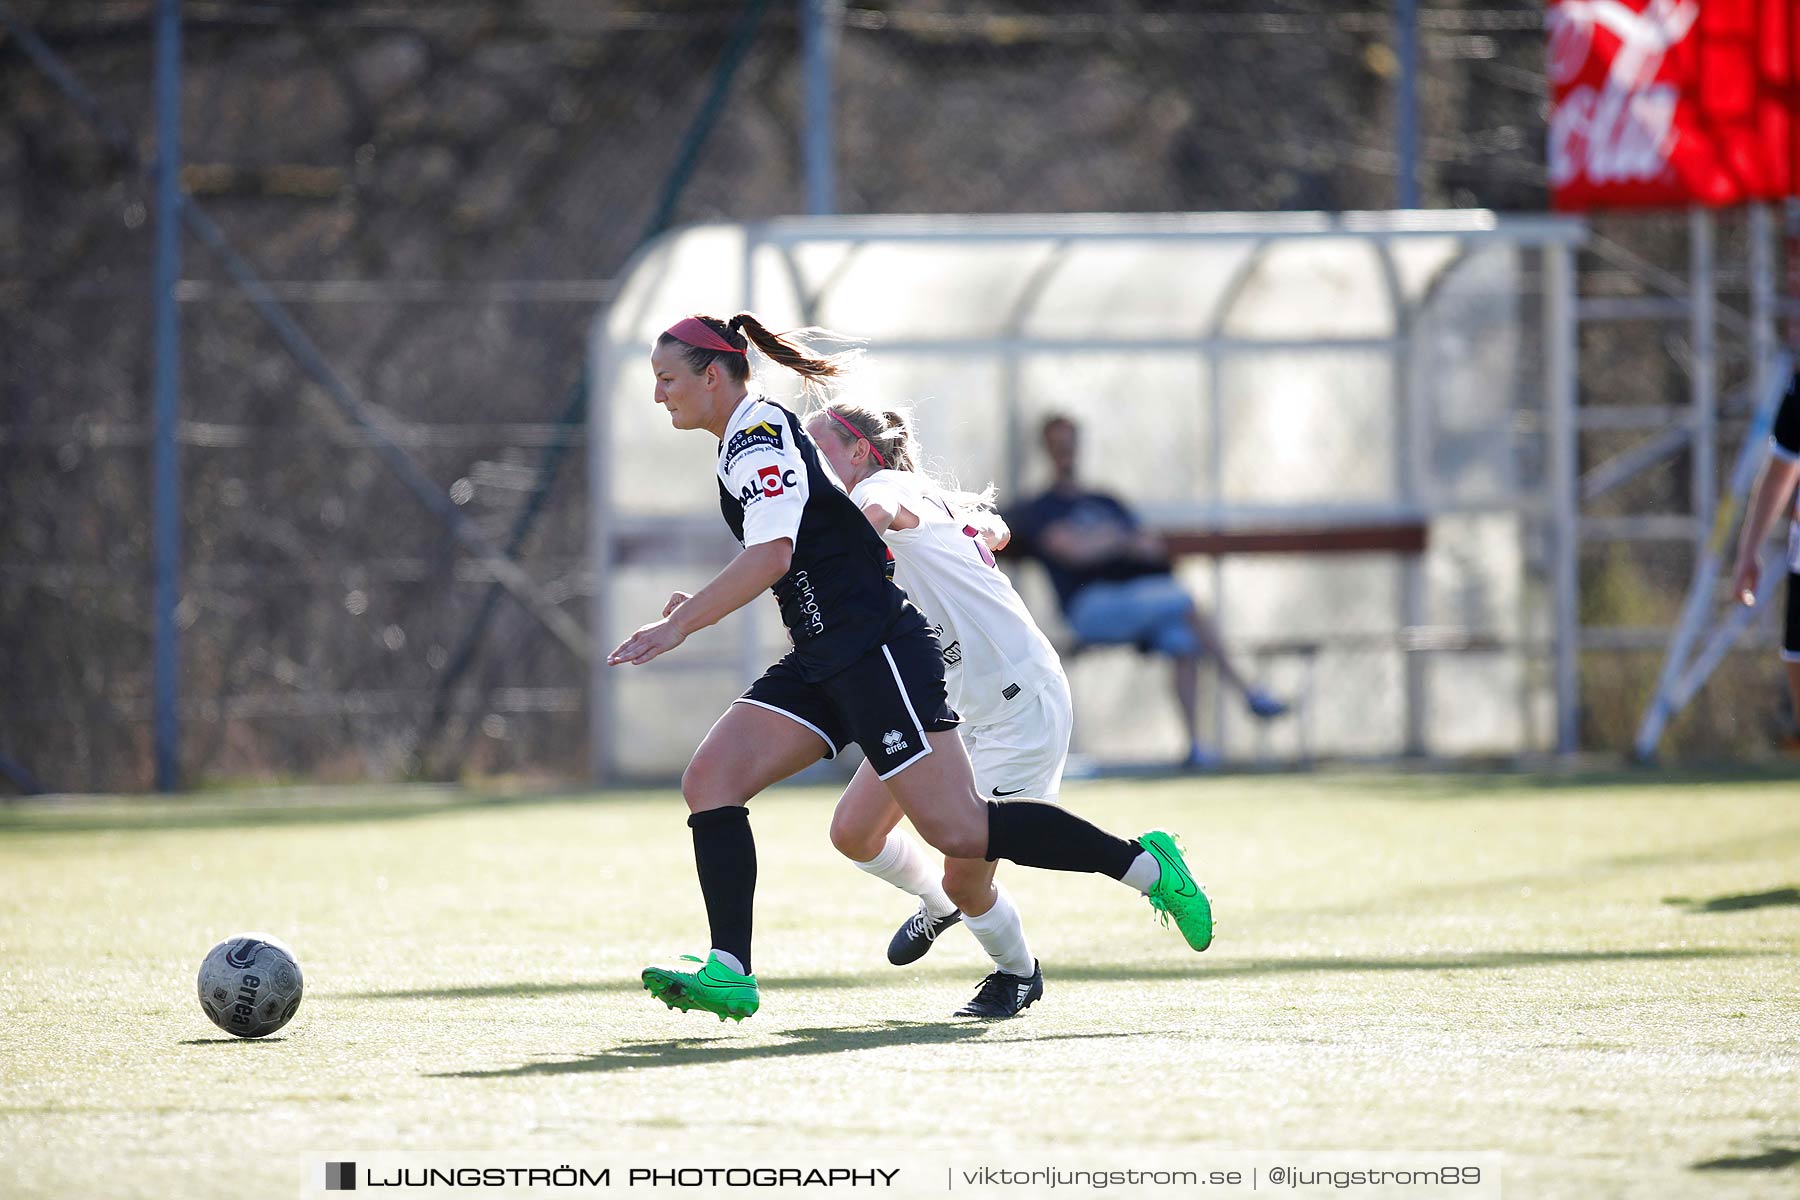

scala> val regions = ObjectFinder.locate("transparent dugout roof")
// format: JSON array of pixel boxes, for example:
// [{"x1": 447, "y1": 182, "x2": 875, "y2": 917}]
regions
[
  {"x1": 591, "y1": 210, "x2": 1584, "y2": 523},
  {"x1": 598, "y1": 211, "x2": 1578, "y2": 344}
]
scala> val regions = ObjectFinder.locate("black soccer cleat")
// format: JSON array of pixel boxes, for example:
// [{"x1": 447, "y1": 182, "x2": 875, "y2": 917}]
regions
[
  {"x1": 887, "y1": 903, "x2": 962, "y2": 965},
  {"x1": 953, "y1": 960, "x2": 1044, "y2": 1019}
]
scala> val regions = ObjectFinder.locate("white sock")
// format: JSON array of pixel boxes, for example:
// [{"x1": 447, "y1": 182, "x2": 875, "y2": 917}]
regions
[
  {"x1": 854, "y1": 831, "x2": 957, "y2": 918},
  {"x1": 961, "y1": 885, "x2": 1035, "y2": 977},
  {"x1": 709, "y1": 949, "x2": 746, "y2": 975},
  {"x1": 1122, "y1": 851, "x2": 1160, "y2": 895}
]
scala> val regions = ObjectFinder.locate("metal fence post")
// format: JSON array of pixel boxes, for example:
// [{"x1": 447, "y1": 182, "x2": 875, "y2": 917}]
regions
[
  {"x1": 1690, "y1": 208, "x2": 1716, "y2": 554},
  {"x1": 151, "y1": 0, "x2": 184, "y2": 792},
  {"x1": 802, "y1": 0, "x2": 840, "y2": 215},
  {"x1": 1546, "y1": 241, "x2": 1579, "y2": 755},
  {"x1": 1396, "y1": 0, "x2": 1419, "y2": 209},
  {"x1": 1750, "y1": 205, "x2": 1774, "y2": 405}
]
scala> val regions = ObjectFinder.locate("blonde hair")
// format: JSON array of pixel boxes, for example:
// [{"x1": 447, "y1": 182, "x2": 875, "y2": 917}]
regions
[{"x1": 816, "y1": 398, "x2": 999, "y2": 512}]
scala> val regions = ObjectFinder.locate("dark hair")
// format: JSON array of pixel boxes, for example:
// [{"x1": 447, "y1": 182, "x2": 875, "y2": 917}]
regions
[
  {"x1": 655, "y1": 314, "x2": 750, "y2": 382},
  {"x1": 1040, "y1": 412, "x2": 1077, "y2": 443},
  {"x1": 656, "y1": 312, "x2": 856, "y2": 387}
]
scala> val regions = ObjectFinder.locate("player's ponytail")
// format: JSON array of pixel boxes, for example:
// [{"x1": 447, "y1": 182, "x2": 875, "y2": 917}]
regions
[
  {"x1": 659, "y1": 311, "x2": 861, "y2": 393},
  {"x1": 731, "y1": 313, "x2": 859, "y2": 382}
]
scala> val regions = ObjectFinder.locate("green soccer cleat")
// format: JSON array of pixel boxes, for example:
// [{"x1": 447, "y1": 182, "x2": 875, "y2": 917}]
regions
[
  {"x1": 640, "y1": 953, "x2": 760, "y2": 1022},
  {"x1": 1137, "y1": 830, "x2": 1213, "y2": 952}
]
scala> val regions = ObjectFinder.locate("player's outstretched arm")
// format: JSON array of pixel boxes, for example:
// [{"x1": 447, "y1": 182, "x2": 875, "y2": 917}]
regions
[
  {"x1": 1731, "y1": 456, "x2": 1800, "y2": 605},
  {"x1": 859, "y1": 500, "x2": 919, "y2": 535},
  {"x1": 608, "y1": 538, "x2": 793, "y2": 665}
]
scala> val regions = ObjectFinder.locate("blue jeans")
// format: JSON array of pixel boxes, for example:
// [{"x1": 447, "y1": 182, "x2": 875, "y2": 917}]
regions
[{"x1": 1066, "y1": 576, "x2": 1200, "y2": 657}]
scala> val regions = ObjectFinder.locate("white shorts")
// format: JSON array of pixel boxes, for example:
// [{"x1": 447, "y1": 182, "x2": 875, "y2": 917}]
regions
[{"x1": 963, "y1": 671, "x2": 1073, "y2": 804}]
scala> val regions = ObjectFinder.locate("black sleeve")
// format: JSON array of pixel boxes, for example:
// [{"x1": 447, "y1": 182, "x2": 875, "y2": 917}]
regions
[{"x1": 1774, "y1": 372, "x2": 1800, "y2": 461}]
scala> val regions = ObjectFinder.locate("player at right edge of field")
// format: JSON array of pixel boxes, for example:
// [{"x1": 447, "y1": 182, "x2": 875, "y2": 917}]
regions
[{"x1": 1730, "y1": 368, "x2": 1800, "y2": 750}]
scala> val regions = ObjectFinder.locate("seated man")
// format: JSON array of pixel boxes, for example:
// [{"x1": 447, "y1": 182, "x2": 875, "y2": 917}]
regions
[{"x1": 1006, "y1": 414, "x2": 1285, "y2": 768}]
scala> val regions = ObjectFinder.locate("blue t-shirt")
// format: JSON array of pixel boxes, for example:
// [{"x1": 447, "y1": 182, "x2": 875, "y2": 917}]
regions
[{"x1": 1006, "y1": 487, "x2": 1172, "y2": 613}]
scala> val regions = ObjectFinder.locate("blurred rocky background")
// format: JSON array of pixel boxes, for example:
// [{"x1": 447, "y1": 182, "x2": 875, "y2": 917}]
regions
[{"x1": 2, "y1": 1, "x2": 1779, "y2": 790}]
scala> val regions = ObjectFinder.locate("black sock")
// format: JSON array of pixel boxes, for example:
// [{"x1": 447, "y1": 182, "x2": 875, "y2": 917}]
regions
[
  {"x1": 984, "y1": 800, "x2": 1142, "y2": 880},
  {"x1": 688, "y1": 806, "x2": 756, "y2": 974}
]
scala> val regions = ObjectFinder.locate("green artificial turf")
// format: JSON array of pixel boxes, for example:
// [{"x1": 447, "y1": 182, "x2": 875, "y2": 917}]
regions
[{"x1": 2, "y1": 773, "x2": 1796, "y2": 1198}]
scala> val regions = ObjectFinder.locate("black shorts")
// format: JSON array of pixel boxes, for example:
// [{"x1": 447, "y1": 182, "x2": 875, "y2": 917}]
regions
[
  {"x1": 737, "y1": 624, "x2": 960, "y2": 779},
  {"x1": 1785, "y1": 571, "x2": 1800, "y2": 662}
]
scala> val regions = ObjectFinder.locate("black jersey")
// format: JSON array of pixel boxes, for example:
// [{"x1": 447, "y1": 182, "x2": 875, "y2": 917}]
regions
[
  {"x1": 1776, "y1": 373, "x2": 1800, "y2": 573},
  {"x1": 1775, "y1": 372, "x2": 1800, "y2": 464},
  {"x1": 715, "y1": 395, "x2": 925, "y2": 681}
]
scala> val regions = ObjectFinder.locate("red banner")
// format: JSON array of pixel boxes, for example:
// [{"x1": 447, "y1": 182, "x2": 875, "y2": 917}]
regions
[{"x1": 1548, "y1": 0, "x2": 1799, "y2": 210}]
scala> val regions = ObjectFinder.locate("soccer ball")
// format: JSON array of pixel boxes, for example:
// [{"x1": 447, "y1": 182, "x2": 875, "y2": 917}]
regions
[{"x1": 197, "y1": 933, "x2": 304, "y2": 1038}]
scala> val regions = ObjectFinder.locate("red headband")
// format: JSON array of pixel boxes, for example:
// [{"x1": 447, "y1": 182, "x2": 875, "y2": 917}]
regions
[
  {"x1": 665, "y1": 316, "x2": 745, "y2": 356},
  {"x1": 827, "y1": 409, "x2": 887, "y2": 468}
]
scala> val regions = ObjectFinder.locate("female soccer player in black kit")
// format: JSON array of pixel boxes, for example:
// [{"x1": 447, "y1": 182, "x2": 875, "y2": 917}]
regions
[{"x1": 607, "y1": 314, "x2": 1212, "y2": 1021}]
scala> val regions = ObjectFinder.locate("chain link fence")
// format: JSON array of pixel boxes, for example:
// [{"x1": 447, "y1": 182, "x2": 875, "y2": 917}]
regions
[{"x1": 13, "y1": 2, "x2": 1739, "y2": 792}]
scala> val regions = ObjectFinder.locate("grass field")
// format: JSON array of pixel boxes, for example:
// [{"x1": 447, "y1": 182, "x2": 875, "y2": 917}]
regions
[{"x1": 2, "y1": 772, "x2": 1797, "y2": 1199}]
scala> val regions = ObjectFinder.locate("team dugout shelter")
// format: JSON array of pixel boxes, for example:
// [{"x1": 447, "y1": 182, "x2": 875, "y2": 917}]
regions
[{"x1": 587, "y1": 212, "x2": 1586, "y2": 782}]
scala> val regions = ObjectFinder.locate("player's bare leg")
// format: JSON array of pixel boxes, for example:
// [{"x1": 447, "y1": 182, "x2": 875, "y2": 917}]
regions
[
  {"x1": 643, "y1": 703, "x2": 826, "y2": 1021},
  {"x1": 882, "y1": 730, "x2": 1215, "y2": 953},
  {"x1": 830, "y1": 763, "x2": 964, "y2": 962}
]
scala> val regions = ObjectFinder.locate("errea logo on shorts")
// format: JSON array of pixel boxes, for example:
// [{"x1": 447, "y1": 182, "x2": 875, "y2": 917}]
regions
[{"x1": 882, "y1": 729, "x2": 908, "y2": 754}]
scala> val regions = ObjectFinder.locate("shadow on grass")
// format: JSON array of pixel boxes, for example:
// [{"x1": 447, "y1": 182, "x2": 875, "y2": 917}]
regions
[
  {"x1": 341, "y1": 946, "x2": 1766, "y2": 1004},
  {"x1": 1320, "y1": 764, "x2": 1800, "y2": 801},
  {"x1": 1267, "y1": 827, "x2": 1800, "y2": 926},
  {"x1": 1663, "y1": 887, "x2": 1800, "y2": 914},
  {"x1": 1051, "y1": 946, "x2": 1768, "y2": 983},
  {"x1": 0, "y1": 788, "x2": 641, "y2": 834},
  {"x1": 177, "y1": 1036, "x2": 289, "y2": 1045},
  {"x1": 339, "y1": 974, "x2": 868, "y2": 1001},
  {"x1": 1692, "y1": 1147, "x2": 1800, "y2": 1172},
  {"x1": 433, "y1": 1021, "x2": 1139, "y2": 1079}
]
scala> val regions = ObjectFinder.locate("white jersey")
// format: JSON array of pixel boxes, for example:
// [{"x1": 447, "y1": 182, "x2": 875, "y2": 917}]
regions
[{"x1": 850, "y1": 469, "x2": 1065, "y2": 726}]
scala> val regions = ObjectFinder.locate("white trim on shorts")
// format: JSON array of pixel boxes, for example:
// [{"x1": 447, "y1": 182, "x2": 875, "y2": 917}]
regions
[
  {"x1": 731, "y1": 697, "x2": 840, "y2": 758},
  {"x1": 874, "y1": 644, "x2": 934, "y2": 780}
]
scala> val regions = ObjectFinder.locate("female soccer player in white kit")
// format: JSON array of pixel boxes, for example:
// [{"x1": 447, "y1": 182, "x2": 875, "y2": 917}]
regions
[{"x1": 806, "y1": 400, "x2": 1078, "y2": 1018}]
